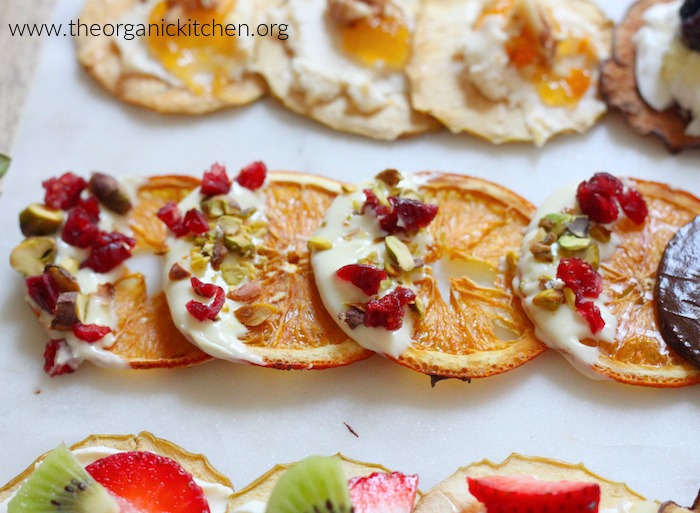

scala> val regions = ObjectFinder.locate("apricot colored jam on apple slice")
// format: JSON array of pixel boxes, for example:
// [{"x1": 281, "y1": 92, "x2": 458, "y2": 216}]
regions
[
  {"x1": 147, "y1": 0, "x2": 240, "y2": 96},
  {"x1": 339, "y1": 15, "x2": 410, "y2": 70}
]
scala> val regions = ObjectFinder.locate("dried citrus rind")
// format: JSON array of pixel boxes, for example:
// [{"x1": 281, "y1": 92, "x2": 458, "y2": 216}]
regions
[
  {"x1": 0, "y1": 431, "x2": 233, "y2": 506},
  {"x1": 413, "y1": 453, "x2": 652, "y2": 513},
  {"x1": 76, "y1": 0, "x2": 266, "y2": 114},
  {"x1": 161, "y1": 171, "x2": 373, "y2": 369},
  {"x1": 516, "y1": 177, "x2": 700, "y2": 387},
  {"x1": 311, "y1": 171, "x2": 545, "y2": 380},
  {"x1": 600, "y1": 0, "x2": 700, "y2": 153}
]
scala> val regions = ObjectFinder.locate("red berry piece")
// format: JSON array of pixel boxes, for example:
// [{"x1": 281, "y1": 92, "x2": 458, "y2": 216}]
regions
[
  {"x1": 187, "y1": 277, "x2": 225, "y2": 321},
  {"x1": 86, "y1": 451, "x2": 211, "y2": 513},
  {"x1": 156, "y1": 202, "x2": 189, "y2": 237},
  {"x1": 42, "y1": 172, "x2": 87, "y2": 210},
  {"x1": 183, "y1": 209, "x2": 210, "y2": 235},
  {"x1": 201, "y1": 162, "x2": 231, "y2": 196},
  {"x1": 577, "y1": 180, "x2": 619, "y2": 224},
  {"x1": 43, "y1": 339, "x2": 79, "y2": 377},
  {"x1": 26, "y1": 273, "x2": 60, "y2": 314},
  {"x1": 389, "y1": 196, "x2": 439, "y2": 232},
  {"x1": 364, "y1": 287, "x2": 416, "y2": 330},
  {"x1": 82, "y1": 232, "x2": 136, "y2": 273},
  {"x1": 72, "y1": 323, "x2": 112, "y2": 343},
  {"x1": 576, "y1": 301, "x2": 606, "y2": 334},
  {"x1": 468, "y1": 475, "x2": 600, "y2": 513},
  {"x1": 349, "y1": 472, "x2": 419, "y2": 513},
  {"x1": 557, "y1": 258, "x2": 602, "y2": 301},
  {"x1": 76, "y1": 195, "x2": 101, "y2": 223},
  {"x1": 336, "y1": 264, "x2": 388, "y2": 296},
  {"x1": 236, "y1": 161, "x2": 267, "y2": 190},
  {"x1": 618, "y1": 188, "x2": 648, "y2": 224},
  {"x1": 62, "y1": 206, "x2": 101, "y2": 248},
  {"x1": 362, "y1": 189, "x2": 391, "y2": 217}
]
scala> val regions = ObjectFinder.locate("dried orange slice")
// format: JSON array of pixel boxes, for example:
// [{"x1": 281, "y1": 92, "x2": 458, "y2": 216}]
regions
[
  {"x1": 311, "y1": 171, "x2": 545, "y2": 380},
  {"x1": 413, "y1": 453, "x2": 653, "y2": 513},
  {"x1": 516, "y1": 176, "x2": 700, "y2": 387},
  {"x1": 10, "y1": 173, "x2": 211, "y2": 374},
  {"x1": 161, "y1": 169, "x2": 373, "y2": 369},
  {"x1": 0, "y1": 431, "x2": 233, "y2": 504}
]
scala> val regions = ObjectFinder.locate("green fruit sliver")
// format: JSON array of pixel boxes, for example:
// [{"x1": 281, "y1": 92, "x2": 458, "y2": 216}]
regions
[
  {"x1": 8, "y1": 444, "x2": 120, "y2": 513},
  {"x1": 267, "y1": 456, "x2": 353, "y2": 513}
]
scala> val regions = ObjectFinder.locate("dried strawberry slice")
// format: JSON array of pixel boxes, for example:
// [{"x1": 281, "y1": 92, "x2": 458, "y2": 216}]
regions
[
  {"x1": 86, "y1": 451, "x2": 210, "y2": 513},
  {"x1": 183, "y1": 209, "x2": 210, "y2": 235},
  {"x1": 72, "y1": 323, "x2": 112, "y2": 343},
  {"x1": 187, "y1": 277, "x2": 225, "y2": 321},
  {"x1": 336, "y1": 264, "x2": 388, "y2": 296},
  {"x1": 576, "y1": 301, "x2": 605, "y2": 334},
  {"x1": 82, "y1": 232, "x2": 136, "y2": 273},
  {"x1": 26, "y1": 272, "x2": 60, "y2": 314},
  {"x1": 43, "y1": 339, "x2": 79, "y2": 377},
  {"x1": 201, "y1": 162, "x2": 231, "y2": 196},
  {"x1": 364, "y1": 287, "x2": 416, "y2": 330},
  {"x1": 618, "y1": 188, "x2": 648, "y2": 224},
  {"x1": 557, "y1": 258, "x2": 602, "y2": 301},
  {"x1": 42, "y1": 172, "x2": 87, "y2": 210},
  {"x1": 236, "y1": 161, "x2": 267, "y2": 191},
  {"x1": 389, "y1": 196, "x2": 439, "y2": 232},
  {"x1": 156, "y1": 202, "x2": 189, "y2": 237},
  {"x1": 62, "y1": 206, "x2": 101, "y2": 248}
]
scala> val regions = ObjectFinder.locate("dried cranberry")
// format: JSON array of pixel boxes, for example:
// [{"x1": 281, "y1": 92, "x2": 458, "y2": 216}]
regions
[
  {"x1": 26, "y1": 273, "x2": 60, "y2": 314},
  {"x1": 201, "y1": 163, "x2": 231, "y2": 196},
  {"x1": 187, "y1": 277, "x2": 225, "y2": 321},
  {"x1": 618, "y1": 188, "x2": 648, "y2": 224},
  {"x1": 236, "y1": 161, "x2": 267, "y2": 191},
  {"x1": 557, "y1": 258, "x2": 602, "y2": 301},
  {"x1": 576, "y1": 301, "x2": 605, "y2": 334},
  {"x1": 75, "y1": 195, "x2": 101, "y2": 223},
  {"x1": 577, "y1": 180, "x2": 619, "y2": 224},
  {"x1": 43, "y1": 339, "x2": 79, "y2": 377},
  {"x1": 42, "y1": 173, "x2": 87, "y2": 210},
  {"x1": 389, "y1": 196, "x2": 439, "y2": 232},
  {"x1": 363, "y1": 287, "x2": 416, "y2": 331},
  {"x1": 336, "y1": 264, "x2": 388, "y2": 296},
  {"x1": 62, "y1": 206, "x2": 101, "y2": 248},
  {"x1": 72, "y1": 323, "x2": 112, "y2": 343},
  {"x1": 156, "y1": 202, "x2": 189, "y2": 237},
  {"x1": 183, "y1": 209, "x2": 210, "y2": 235},
  {"x1": 362, "y1": 189, "x2": 391, "y2": 217},
  {"x1": 82, "y1": 232, "x2": 136, "y2": 273}
]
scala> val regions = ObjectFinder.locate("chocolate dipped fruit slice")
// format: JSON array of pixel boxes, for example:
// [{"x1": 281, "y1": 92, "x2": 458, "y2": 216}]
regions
[
  {"x1": 229, "y1": 454, "x2": 418, "y2": 513},
  {"x1": 515, "y1": 173, "x2": 700, "y2": 387},
  {"x1": 655, "y1": 216, "x2": 700, "y2": 367},
  {"x1": 10, "y1": 172, "x2": 211, "y2": 376},
  {"x1": 310, "y1": 170, "x2": 545, "y2": 381},
  {"x1": 0, "y1": 432, "x2": 233, "y2": 513},
  {"x1": 160, "y1": 162, "x2": 372, "y2": 369},
  {"x1": 601, "y1": 0, "x2": 700, "y2": 153}
]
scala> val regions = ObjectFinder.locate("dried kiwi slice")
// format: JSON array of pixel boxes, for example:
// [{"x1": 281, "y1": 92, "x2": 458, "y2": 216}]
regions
[
  {"x1": 8, "y1": 444, "x2": 119, "y2": 513},
  {"x1": 266, "y1": 456, "x2": 353, "y2": 513}
]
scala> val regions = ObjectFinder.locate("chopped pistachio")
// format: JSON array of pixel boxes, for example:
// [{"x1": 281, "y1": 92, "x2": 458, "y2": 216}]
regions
[
  {"x1": 530, "y1": 242, "x2": 554, "y2": 263},
  {"x1": 563, "y1": 287, "x2": 576, "y2": 307},
  {"x1": 341, "y1": 183, "x2": 357, "y2": 194},
  {"x1": 89, "y1": 172, "x2": 132, "y2": 214},
  {"x1": 169, "y1": 263, "x2": 191, "y2": 281},
  {"x1": 217, "y1": 215, "x2": 243, "y2": 235},
  {"x1": 411, "y1": 296, "x2": 426, "y2": 319},
  {"x1": 566, "y1": 215, "x2": 590, "y2": 238},
  {"x1": 505, "y1": 250, "x2": 519, "y2": 273},
  {"x1": 589, "y1": 224, "x2": 611, "y2": 243},
  {"x1": 10, "y1": 237, "x2": 57, "y2": 276},
  {"x1": 384, "y1": 262, "x2": 401, "y2": 277},
  {"x1": 51, "y1": 292, "x2": 85, "y2": 330},
  {"x1": 558, "y1": 235, "x2": 590, "y2": 251},
  {"x1": 190, "y1": 249, "x2": 210, "y2": 272},
  {"x1": 224, "y1": 232, "x2": 255, "y2": 255},
  {"x1": 228, "y1": 281, "x2": 262, "y2": 302},
  {"x1": 532, "y1": 288, "x2": 564, "y2": 311},
  {"x1": 234, "y1": 303, "x2": 277, "y2": 327},
  {"x1": 201, "y1": 195, "x2": 239, "y2": 218},
  {"x1": 19, "y1": 204, "x2": 64, "y2": 236},
  {"x1": 220, "y1": 262, "x2": 256, "y2": 286},
  {"x1": 59, "y1": 257, "x2": 79, "y2": 276},
  {"x1": 307, "y1": 236, "x2": 333, "y2": 251},
  {"x1": 385, "y1": 235, "x2": 415, "y2": 272},
  {"x1": 358, "y1": 250, "x2": 380, "y2": 266},
  {"x1": 583, "y1": 243, "x2": 600, "y2": 270},
  {"x1": 539, "y1": 213, "x2": 573, "y2": 237},
  {"x1": 375, "y1": 169, "x2": 402, "y2": 187},
  {"x1": 45, "y1": 265, "x2": 80, "y2": 293}
]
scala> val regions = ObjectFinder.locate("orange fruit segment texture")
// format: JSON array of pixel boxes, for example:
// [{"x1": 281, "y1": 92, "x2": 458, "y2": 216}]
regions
[
  {"x1": 340, "y1": 15, "x2": 411, "y2": 70},
  {"x1": 393, "y1": 174, "x2": 546, "y2": 379},
  {"x1": 147, "y1": 0, "x2": 241, "y2": 96},
  {"x1": 590, "y1": 180, "x2": 700, "y2": 387}
]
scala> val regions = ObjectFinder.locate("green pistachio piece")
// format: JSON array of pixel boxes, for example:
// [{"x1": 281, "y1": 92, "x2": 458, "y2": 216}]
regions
[
  {"x1": 50, "y1": 292, "x2": 86, "y2": 330},
  {"x1": 563, "y1": 287, "x2": 577, "y2": 307},
  {"x1": 307, "y1": 236, "x2": 333, "y2": 251},
  {"x1": 539, "y1": 213, "x2": 573, "y2": 237},
  {"x1": 224, "y1": 232, "x2": 254, "y2": 255},
  {"x1": 19, "y1": 203, "x2": 64, "y2": 236},
  {"x1": 411, "y1": 296, "x2": 426, "y2": 319},
  {"x1": 89, "y1": 172, "x2": 132, "y2": 214},
  {"x1": 201, "y1": 195, "x2": 240, "y2": 218},
  {"x1": 234, "y1": 303, "x2": 277, "y2": 327},
  {"x1": 385, "y1": 235, "x2": 415, "y2": 272},
  {"x1": 45, "y1": 265, "x2": 80, "y2": 292},
  {"x1": 10, "y1": 237, "x2": 57, "y2": 276},
  {"x1": 190, "y1": 249, "x2": 210, "y2": 272},
  {"x1": 220, "y1": 262, "x2": 257, "y2": 286},
  {"x1": 558, "y1": 235, "x2": 590, "y2": 251},
  {"x1": 58, "y1": 257, "x2": 79, "y2": 276},
  {"x1": 566, "y1": 216, "x2": 590, "y2": 238},
  {"x1": 532, "y1": 288, "x2": 564, "y2": 311},
  {"x1": 583, "y1": 243, "x2": 600, "y2": 270},
  {"x1": 217, "y1": 215, "x2": 243, "y2": 235},
  {"x1": 589, "y1": 224, "x2": 611, "y2": 243}
]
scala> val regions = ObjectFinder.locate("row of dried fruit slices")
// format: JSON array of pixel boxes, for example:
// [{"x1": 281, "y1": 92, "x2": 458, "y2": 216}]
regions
[
  {"x1": 1, "y1": 431, "x2": 697, "y2": 513},
  {"x1": 9, "y1": 163, "x2": 700, "y2": 387}
]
